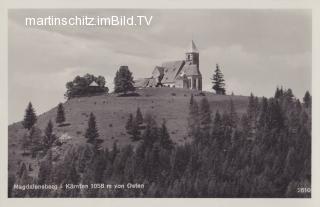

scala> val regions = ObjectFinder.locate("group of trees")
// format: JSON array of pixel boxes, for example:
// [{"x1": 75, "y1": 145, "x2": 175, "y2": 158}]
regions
[
  {"x1": 64, "y1": 66, "x2": 136, "y2": 99},
  {"x1": 21, "y1": 102, "x2": 66, "y2": 156},
  {"x1": 125, "y1": 108, "x2": 144, "y2": 141},
  {"x1": 65, "y1": 74, "x2": 108, "y2": 99},
  {"x1": 12, "y1": 87, "x2": 311, "y2": 198}
]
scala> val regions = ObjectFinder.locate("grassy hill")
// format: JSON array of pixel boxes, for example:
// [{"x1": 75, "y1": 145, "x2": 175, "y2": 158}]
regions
[{"x1": 8, "y1": 88, "x2": 249, "y2": 176}]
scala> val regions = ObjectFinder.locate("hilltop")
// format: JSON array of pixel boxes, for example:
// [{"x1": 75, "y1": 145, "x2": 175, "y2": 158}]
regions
[{"x1": 8, "y1": 88, "x2": 249, "y2": 175}]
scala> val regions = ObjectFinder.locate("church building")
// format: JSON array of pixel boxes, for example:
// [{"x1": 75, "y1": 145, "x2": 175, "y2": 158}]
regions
[{"x1": 134, "y1": 40, "x2": 202, "y2": 90}]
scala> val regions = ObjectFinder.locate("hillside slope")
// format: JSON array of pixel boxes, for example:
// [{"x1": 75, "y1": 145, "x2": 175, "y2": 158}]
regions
[{"x1": 8, "y1": 88, "x2": 249, "y2": 174}]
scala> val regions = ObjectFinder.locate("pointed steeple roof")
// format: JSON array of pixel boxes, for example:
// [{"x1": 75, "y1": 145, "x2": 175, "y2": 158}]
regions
[{"x1": 187, "y1": 40, "x2": 199, "y2": 53}]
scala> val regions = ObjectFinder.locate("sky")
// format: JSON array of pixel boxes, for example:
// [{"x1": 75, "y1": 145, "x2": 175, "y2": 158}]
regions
[{"x1": 8, "y1": 9, "x2": 312, "y2": 124}]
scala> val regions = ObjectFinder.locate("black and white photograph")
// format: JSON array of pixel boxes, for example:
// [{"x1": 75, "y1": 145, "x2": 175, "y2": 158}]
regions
[{"x1": 6, "y1": 8, "x2": 313, "y2": 200}]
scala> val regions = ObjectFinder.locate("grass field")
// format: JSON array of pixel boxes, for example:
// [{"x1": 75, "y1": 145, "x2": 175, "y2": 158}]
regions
[{"x1": 8, "y1": 88, "x2": 249, "y2": 176}]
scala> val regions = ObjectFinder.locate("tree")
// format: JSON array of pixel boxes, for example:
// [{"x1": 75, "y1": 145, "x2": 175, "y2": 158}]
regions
[
  {"x1": 114, "y1": 65, "x2": 135, "y2": 94},
  {"x1": 188, "y1": 96, "x2": 200, "y2": 139},
  {"x1": 96, "y1": 76, "x2": 106, "y2": 87},
  {"x1": 44, "y1": 120, "x2": 56, "y2": 149},
  {"x1": 303, "y1": 91, "x2": 311, "y2": 108},
  {"x1": 65, "y1": 74, "x2": 108, "y2": 99},
  {"x1": 38, "y1": 151, "x2": 53, "y2": 185},
  {"x1": 199, "y1": 97, "x2": 212, "y2": 132},
  {"x1": 159, "y1": 120, "x2": 174, "y2": 150},
  {"x1": 56, "y1": 103, "x2": 66, "y2": 125},
  {"x1": 85, "y1": 113, "x2": 99, "y2": 144},
  {"x1": 211, "y1": 64, "x2": 226, "y2": 95},
  {"x1": 129, "y1": 118, "x2": 141, "y2": 141},
  {"x1": 126, "y1": 113, "x2": 141, "y2": 142},
  {"x1": 136, "y1": 107, "x2": 143, "y2": 125},
  {"x1": 125, "y1": 113, "x2": 134, "y2": 132},
  {"x1": 228, "y1": 99, "x2": 238, "y2": 128},
  {"x1": 22, "y1": 102, "x2": 37, "y2": 130},
  {"x1": 28, "y1": 127, "x2": 43, "y2": 157},
  {"x1": 142, "y1": 114, "x2": 159, "y2": 148}
]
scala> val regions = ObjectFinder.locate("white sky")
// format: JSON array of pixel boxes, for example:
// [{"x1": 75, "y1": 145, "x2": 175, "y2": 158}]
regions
[{"x1": 8, "y1": 9, "x2": 311, "y2": 123}]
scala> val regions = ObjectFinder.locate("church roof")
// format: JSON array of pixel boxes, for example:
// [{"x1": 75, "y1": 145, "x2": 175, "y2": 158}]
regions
[
  {"x1": 161, "y1": 60, "x2": 185, "y2": 83},
  {"x1": 89, "y1": 80, "x2": 99, "y2": 87},
  {"x1": 187, "y1": 40, "x2": 199, "y2": 53},
  {"x1": 152, "y1": 66, "x2": 164, "y2": 78}
]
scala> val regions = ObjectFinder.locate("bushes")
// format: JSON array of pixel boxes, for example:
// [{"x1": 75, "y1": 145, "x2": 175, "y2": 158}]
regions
[{"x1": 65, "y1": 74, "x2": 109, "y2": 99}]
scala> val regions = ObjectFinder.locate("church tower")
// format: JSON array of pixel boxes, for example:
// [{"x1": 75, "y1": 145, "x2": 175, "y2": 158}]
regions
[
  {"x1": 183, "y1": 40, "x2": 202, "y2": 90},
  {"x1": 185, "y1": 40, "x2": 199, "y2": 67}
]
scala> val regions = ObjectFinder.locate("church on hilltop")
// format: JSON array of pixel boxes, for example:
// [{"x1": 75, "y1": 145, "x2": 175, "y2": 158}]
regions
[{"x1": 134, "y1": 40, "x2": 202, "y2": 91}]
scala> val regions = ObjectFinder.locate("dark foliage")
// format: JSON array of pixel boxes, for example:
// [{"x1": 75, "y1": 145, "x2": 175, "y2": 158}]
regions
[
  {"x1": 56, "y1": 103, "x2": 66, "y2": 124},
  {"x1": 12, "y1": 88, "x2": 311, "y2": 198},
  {"x1": 65, "y1": 74, "x2": 108, "y2": 99},
  {"x1": 114, "y1": 66, "x2": 135, "y2": 94},
  {"x1": 85, "y1": 113, "x2": 99, "y2": 145},
  {"x1": 22, "y1": 102, "x2": 37, "y2": 130},
  {"x1": 211, "y1": 64, "x2": 226, "y2": 95}
]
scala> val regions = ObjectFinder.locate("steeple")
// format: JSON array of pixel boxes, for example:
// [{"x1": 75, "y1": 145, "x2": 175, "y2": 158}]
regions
[
  {"x1": 187, "y1": 40, "x2": 199, "y2": 53},
  {"x1": 185, "y1": 40, "x2": 199, "y2": 66}
]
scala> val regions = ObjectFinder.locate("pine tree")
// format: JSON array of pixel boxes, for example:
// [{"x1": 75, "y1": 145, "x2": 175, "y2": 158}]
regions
[
  {"x1": 228, "y1": 99, "x2": 238, "y2": 128},
  {"x1": 114, "y1": 65, "x2": 135, "y2": 94},
  {"x1": 38, "y1": 151, "x2": 53, "y2": 185},
  {"x1": 211, "y1": 64, "x2": 226, "y2": 95},
  {"x1": 125, "y1": 113, "x2": 134, "y2": 132},
  {"x1": 22, "y1": 102, "x2": 37, "y2": 130},
  {"x1": 212, "y1": 110, "x2": 224, "y2": 146},
  {"x1": 159, "y1": 120, "x2": 174, "y2": 150},
  {"x1": 199, "y1": 97, "x2": 212, "y2": 131},
  {"x1": 85, "y1": 113, "x2": 99, "y2": 144},
  {"x1": 258, "y1": 97, "x2": 268, "y2": 130},
  {"x1": 44, "y1": 120, "x2": 55, "y2": 149},
  {"x1": 303, "y1": 91, "x2": 311, "y2": 108},
  {"x1": 129, "y1": 118, "x2": 141, "y2": 141},
  {"x1": 21, "y1": 133, "x2": 29, "y2": 155},
  {"x1": 56, "y1": 103, "x2": 66, "y2": 125},
  {"x1": 142, "y1": 114, "x2": 158, "y2": 148},
  {"x1": 274, "y1": 87, "x2": 281, "y2": 99},
  {"x1": 136, "y1": 107, "x2": 143, "y2": 125},
  {"x1": 188, "y1": 96, "x2": 200, "y2": 139}
]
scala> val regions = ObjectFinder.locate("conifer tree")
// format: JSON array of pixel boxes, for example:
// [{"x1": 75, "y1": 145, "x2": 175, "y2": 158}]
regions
[
  {"x1": 21, "y1": 133, "x2": 29, "y2": 155},
  {"x1": 159, "y1": 120, "x2": 174, "y2": 150},
  {"x1": 199, "y1": 97, "x2": 212, "y2": 132},
  {"x1": 212, "y1": 110, "x2": 224, "y2": 146},
  {"x1": 56, "y1": 103, "x2": 66, "y2": 125},
  {"x1": 38, "y1": 151, "x2": 53, "y2": 185},
  {"x1": 85, "y1": 113, "x2": 99, "y2": 144},
  {"x1": 188, "y1": 96, "x2": 200, "y2": 139},
  {"x1": 114, "y1": 65, "x2": 135, "y2": 94},
  {"x1": 142, "y1": 114, "x2": 158, "y2": 148},
  {"x1": 136, "y1": 107, "x2": 143, "y2": 125},
  {"x1": 303, "y1": 91, "x2": 311, "y2": 108},
  {"x1": 274, "y1": 87, "x2": 281, "y2": 99},
  {"x1": 125, "y1": 113, "x2": 134, "y2": 132},
  {"x1": 129, "y1": 118, "x2": 141, "y2": 141},
  {"x1": 228, "y1": 99, "x2": 238, "y2": 128},
  {"x1": 211, "y1": 64, "x2": 226, "y2": 95},
  {"x1": 44, "y1": 120, "x2": 55, "y2": 149},
  {"x1": 258, "y1": 97, "x2": 268, "y2": 130},
  {"x1": 22, "y1": 102, "x2": 37, "y2": 130}
]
